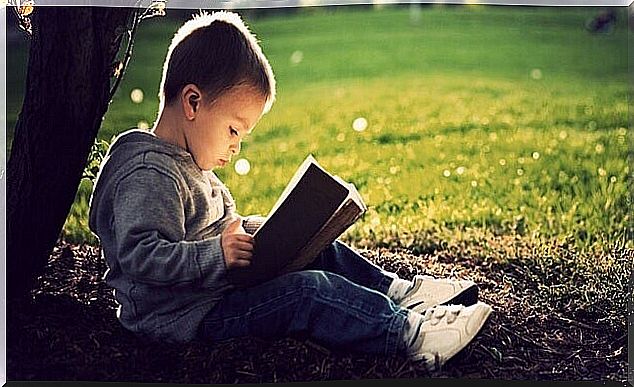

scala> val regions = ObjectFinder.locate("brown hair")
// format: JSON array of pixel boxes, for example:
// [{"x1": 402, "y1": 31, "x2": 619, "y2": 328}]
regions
[{"x1": 159, "y1": 11, "x2": 276, "y2": 113}]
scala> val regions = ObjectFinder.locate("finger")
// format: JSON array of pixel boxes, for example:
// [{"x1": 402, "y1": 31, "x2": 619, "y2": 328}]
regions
[
  {"x1": 228, "y1": 258, "x2": 251, "y2": 268},
  {"x1": 231, "y1": 242, "x2": 254, "y2": 253},
  {"x1": 232, "y1": 234, "x2": 255, "y2": 244},
  {"x1": 227, "y1": 242, "x2": 254, "y2": 253},
  {"x1": 224, "y1": 218, "x2": 243, "y2": 234},
  {"x1": 231, "y1": 250, "x2": 253, "y2": 260}
]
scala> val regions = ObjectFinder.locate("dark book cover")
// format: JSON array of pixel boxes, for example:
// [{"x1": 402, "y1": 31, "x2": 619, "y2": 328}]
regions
[{"x1": 227, "y1": 157, "x2": 351, "y2": 286}]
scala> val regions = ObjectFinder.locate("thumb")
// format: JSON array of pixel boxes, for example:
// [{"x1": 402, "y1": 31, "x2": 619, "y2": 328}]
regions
[{"x1": 225, "y1": 218, "x2": 243, "y2": 234}]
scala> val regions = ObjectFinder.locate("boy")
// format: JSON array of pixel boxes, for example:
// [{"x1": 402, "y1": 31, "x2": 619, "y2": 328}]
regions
[{"x1": 88, "y1": 11, "x2": 492, "y2": 371}]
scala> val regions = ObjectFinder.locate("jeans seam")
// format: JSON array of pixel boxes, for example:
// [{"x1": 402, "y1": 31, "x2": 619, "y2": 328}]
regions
[{"x1": 386, "y1": 308, "x2": 410, "y2": 357}]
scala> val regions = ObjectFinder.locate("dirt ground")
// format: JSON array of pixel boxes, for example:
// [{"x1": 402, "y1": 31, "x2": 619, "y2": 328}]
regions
[{"x1": 6, "y1": 236, "x2": 630, "y2": 384}]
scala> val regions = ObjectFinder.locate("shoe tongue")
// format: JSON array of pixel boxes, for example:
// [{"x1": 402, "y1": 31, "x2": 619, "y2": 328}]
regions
[{"x1": 389, "y1": 278, "x2": 415, "y2": 302}]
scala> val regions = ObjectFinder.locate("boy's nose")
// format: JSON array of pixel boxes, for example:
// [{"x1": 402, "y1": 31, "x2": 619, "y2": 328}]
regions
[{"x1": 230, "y1": 141, "x2": 241, "y2": 155}]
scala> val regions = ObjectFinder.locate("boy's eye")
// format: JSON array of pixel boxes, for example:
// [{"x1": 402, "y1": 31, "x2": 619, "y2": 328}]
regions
[{"x1": 230, "y1": 127, "x2": 239, "y2": 136}]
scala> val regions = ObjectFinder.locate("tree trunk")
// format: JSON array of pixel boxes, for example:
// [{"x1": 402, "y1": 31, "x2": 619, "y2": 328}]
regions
[{"x1": 7, "y1": 7, "x2": 134, "y2": 301}]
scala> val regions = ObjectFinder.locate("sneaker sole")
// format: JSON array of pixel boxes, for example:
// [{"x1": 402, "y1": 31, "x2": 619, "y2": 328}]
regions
[{"x1": 409, "y1": 284, "x2": 479, "y2": 313}]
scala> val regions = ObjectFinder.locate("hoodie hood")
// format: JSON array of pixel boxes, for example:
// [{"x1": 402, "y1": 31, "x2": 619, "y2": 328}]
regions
[
  {"x1": 88, "y1": 128, "x2": 200, "y2": 232},
  {"x1": 106, "y1": 128, "x2": 193, "y2": 162}
]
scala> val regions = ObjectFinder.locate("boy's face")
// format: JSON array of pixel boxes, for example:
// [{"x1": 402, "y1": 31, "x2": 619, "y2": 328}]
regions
[{"x1": 187, "y1": 85, "x2": 266, "y2": 171}]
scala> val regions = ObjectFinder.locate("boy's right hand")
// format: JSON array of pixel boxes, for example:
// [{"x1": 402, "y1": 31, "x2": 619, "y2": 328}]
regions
[{"x1": 221, "y1": 218, "x2": 254, "y2": 269}]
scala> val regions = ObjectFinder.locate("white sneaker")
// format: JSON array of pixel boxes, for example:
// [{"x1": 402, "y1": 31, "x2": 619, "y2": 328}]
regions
[
  {"x1": 407, "y1": 302, "x2": 492, "y2": 370},
  {"x1": 399, "y1": 275, "x2": 479, "y2": 313}
]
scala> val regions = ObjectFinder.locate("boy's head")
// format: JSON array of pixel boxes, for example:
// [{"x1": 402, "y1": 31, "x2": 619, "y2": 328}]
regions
[
  {"x1": 159, "y1": 11, "x2": 276, "y2": 113},
  {"x1": 156, "y1": 11, "x2": 276, "y2": 171}
]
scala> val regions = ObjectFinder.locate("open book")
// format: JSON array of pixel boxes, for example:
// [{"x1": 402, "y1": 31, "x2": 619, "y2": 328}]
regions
[{"x1": 227, "y1": 155, "x2": 367, "y2": 287}]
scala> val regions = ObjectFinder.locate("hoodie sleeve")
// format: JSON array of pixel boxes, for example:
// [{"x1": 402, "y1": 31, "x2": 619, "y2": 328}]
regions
[{"x1": 113, "y1": 167, "x2": 228, "y2": 288}]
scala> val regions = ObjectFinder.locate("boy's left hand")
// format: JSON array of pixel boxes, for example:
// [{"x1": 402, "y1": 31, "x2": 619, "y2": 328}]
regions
[{"x1": 221, "y1": 218, "x2": 254, "y2": 269}]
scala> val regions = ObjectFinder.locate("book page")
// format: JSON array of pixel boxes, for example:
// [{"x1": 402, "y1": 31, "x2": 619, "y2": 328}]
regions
[
  {"x1": 333, "y1": 175, "x2": 366, "y2": 211},
  {"x1": 347, "y1": 183, "x2": 366, "y2": 211}
]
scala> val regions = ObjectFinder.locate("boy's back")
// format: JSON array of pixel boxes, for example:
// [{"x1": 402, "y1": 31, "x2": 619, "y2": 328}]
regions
[{"x1": 89, "y1": 129, "x2": 238, "y2": 343}]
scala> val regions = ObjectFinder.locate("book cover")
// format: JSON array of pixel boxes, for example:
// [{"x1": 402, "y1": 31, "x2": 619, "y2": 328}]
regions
[{"x1": 227, "y1": 155, "x2": 366, "y2": 286}]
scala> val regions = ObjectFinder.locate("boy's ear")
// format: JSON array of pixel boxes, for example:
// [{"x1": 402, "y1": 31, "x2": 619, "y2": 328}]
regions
[
  {"x1": 189, "y1": 94, "x2": 199, "y2": 112},
  {"x1": 181, "y1": 84, "x2": 202, "y2": 120}
]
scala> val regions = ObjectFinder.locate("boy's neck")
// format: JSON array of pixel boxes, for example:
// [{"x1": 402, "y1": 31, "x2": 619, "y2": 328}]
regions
[{"x1": 152, "y1": 106, "x2": 188, "y2": 151}]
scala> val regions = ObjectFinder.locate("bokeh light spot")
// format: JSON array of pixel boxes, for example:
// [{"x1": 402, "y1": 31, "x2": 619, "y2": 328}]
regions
[
  {"x1": 137, "y1": 120, "x2": 149, "y2": 130},
  {"x1": 595, "y1": 144, "x2": 605, "y2": 154},
  {"x1": 530, "y1": 69, "x2": 543, "y2": 80},
  {"x1": 235, "y1": 158, "x2": 251, "y2": 176},
  {"x1": 130, "y1": 88, "x2": 144, "y2": 104},
  {"x1": 290, "y1": 50, "x2": 304, "y2": 65},
  {"x1": 352, "y1": 117, "x2": 368, "y2": 132}
]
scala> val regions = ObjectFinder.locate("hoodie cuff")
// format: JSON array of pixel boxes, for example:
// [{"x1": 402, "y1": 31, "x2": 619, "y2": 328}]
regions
[
  {"x1": 196, "y1": 235, "x2": 229, "y2": 288},
  {"x1": 242, "y1": 215, "x2": 266, "y2": 235}
]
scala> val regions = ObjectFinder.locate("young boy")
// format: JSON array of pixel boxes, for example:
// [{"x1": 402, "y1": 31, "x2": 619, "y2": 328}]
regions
[{"x1": 88, "y1": 11, "x2": 492, "y2": 371}]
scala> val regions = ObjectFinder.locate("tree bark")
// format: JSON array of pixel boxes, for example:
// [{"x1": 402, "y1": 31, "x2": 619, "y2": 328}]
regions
[{"x1": 7, "y1": 7, "x2": 134, "y2": 301}]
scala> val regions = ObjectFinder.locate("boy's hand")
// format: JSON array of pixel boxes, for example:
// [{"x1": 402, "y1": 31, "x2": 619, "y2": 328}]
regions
[{"x1": 221, "y1": 218, "x2": 254, "y2": 269}]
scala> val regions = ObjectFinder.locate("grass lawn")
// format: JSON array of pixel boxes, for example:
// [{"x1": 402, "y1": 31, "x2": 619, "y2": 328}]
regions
[
  {"x1": 6, "y1": 4, "x2": 631, "y2": 382},
  {"x1": 18, "y1": 5, "x2": 625, "y2": 256}
]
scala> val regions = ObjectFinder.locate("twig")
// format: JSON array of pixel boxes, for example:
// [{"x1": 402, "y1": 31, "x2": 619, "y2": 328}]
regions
[
  {"x1": 235, "y1": 370, "x2": 258, "y2": 377},
  {"x1": 551, "y1": 314, "x2": 600, "y2": 331},
  {"x1": 497, "y1": 325, "x2": 566, "y2": 356},
  {"x1": 565, "y1": 348, "x2": 583, "y2": 360}
]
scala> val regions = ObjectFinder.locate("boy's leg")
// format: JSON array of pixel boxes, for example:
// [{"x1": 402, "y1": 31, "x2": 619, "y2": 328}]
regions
[
  {"x1": 197, "y1": 270, "x2": 423, "y2": 357},
  {"x1": 303, "y1": 240, "x2": 399, "y2": 294},
  {"x1": 305, "y1": 241, "x2": 479, "y2": 311}
]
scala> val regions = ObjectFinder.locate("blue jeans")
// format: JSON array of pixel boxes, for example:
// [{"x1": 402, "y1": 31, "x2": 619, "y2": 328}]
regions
[{"x1": 197, "y1": 241, "x2": 415, "y2": 357}]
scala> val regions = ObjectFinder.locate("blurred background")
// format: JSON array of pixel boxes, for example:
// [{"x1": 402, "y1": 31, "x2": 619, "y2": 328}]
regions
[{"x1": 6, "y1": 4, "x2": 631, "y2": 258}]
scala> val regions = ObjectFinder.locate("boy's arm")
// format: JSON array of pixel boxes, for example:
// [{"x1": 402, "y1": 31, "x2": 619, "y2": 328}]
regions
[
  {"x1": 113, "y1": 167, "x2": 227, "y2": 288},
  {"x1": 210, "y1": 176, "x2": 265, "y2": 235}
]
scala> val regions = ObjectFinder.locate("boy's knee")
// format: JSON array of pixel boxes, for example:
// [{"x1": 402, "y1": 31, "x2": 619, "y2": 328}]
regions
[
  {"x1": 319, "y1": 239, "x2": 346, "y2": 258},
  {"x1": 331, "y1": 239, "x2": 346, "y2": 250}
]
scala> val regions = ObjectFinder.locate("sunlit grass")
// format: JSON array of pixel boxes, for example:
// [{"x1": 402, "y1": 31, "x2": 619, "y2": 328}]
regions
[
  {"x1": 6, "y1": 6, "x2": 627, "y2": 254},
  {"x1": 217, "y1": 75, "x2": 629, "y2": 253}
]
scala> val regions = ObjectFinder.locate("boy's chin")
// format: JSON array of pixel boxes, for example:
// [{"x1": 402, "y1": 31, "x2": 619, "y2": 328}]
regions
[{"x1": 197, "y1": 159, "x2": 228, "y2": 171}]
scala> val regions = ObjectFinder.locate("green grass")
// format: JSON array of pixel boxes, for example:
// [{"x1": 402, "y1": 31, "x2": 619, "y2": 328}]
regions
[{"x1": 7, "y1": 5, "x2": 631, "y2": 253}]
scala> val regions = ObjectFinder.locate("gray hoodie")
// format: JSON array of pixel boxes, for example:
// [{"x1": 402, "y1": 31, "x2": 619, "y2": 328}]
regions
[{"x1": 88, "y1": 129, "x2": 264, "y2": 343}]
